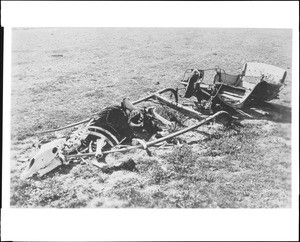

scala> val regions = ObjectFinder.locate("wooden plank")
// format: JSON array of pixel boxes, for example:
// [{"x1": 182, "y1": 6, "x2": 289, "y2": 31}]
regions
[
  {"x1": 153, "y1": 94, "x2": 204, "y2": 120},
  {"x1": 219, "y1": 93, "x2": 242, "y2": 101},
  {"x1": 222, "y1": 90, "x2": 244, "y2": 98}
]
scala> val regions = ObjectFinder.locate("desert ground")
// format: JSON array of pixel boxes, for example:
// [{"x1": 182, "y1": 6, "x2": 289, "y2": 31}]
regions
[{"x1": 10, "y1": 28, "x2": 292, "y2": 208}]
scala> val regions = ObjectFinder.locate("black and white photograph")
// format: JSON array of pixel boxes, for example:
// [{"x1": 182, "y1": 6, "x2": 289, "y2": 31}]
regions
[
  {"x1": 2, "y1": 1, "x2": 299, "y2": 241},
  {"x1": 9, "y1": 27, "x2": 293, "y2": 209}
]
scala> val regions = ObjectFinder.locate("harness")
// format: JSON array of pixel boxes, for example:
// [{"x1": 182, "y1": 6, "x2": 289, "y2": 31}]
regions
[{"x1": 86, "y1": 105, "x2": 132, "y2": 145}]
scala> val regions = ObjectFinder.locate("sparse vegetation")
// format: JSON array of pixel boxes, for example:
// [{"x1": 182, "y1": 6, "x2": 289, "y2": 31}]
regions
[{"x1": 10, "y1": 28, "x2": 291, "y2": 208}]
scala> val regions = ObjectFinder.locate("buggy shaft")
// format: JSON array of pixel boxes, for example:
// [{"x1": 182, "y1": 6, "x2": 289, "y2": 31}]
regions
[
  {"x1": 153, "y1": 94, "x2": 204, "y2": 120},
  {"x1": 66, "y1": 111, "x2": 229, "y2": 158}
]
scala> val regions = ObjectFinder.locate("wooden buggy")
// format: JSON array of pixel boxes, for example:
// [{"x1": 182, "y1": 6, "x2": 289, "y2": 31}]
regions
[{"x1": 181, "y1": 62, "x2": 287, "y2": 111}]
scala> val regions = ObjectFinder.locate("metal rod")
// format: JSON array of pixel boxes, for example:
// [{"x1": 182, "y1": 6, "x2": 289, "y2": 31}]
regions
[
  {"x1": 133, "y1": 88, "x2": 178, "y2": 105},
  {"x1": 66, "y1": 111, "x2": 228, "y2": 158},
  {"x1": 35, "y1": 119, "x2": 92, "y2": 134},
  {"x1": 34, "y1": 88, "x2": 178, "y2": 135}
]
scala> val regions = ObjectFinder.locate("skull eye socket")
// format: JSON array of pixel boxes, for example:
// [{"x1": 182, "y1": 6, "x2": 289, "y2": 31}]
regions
[
  {"x1": 52, "y1": 147, "x2": 58, "y2": 154},
  {"x1": 28, "y1": 158, "x2": 35, "y2": 168}
]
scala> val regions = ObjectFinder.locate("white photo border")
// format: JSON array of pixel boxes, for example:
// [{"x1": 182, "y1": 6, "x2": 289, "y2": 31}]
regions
[{"x1": 2, "y1": 1, "x2": 299, "y2": 241}]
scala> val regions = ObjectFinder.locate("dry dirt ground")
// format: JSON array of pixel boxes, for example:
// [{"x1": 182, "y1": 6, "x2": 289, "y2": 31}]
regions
[{"x1": 10, "y1": 28, "x2": 292, "y2": 208}]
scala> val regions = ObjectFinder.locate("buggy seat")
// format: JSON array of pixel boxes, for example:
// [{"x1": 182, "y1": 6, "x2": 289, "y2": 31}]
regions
[
  {"x1": 214, "y1": 62, "x2": 287, "y2": 89},
  {"x1": 213, "y1": 62, "x2": 287, "y2": 108}
]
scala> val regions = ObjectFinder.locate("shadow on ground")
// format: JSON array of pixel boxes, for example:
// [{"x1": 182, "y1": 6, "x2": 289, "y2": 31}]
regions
[{"x1": 229, "y1": 102, "x2": 291, "y2": 123}]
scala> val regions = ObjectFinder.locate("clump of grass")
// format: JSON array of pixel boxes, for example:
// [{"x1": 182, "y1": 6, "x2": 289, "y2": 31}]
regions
[
  {"x1": 11, "y1": 177, "x2": 66, "y2": 207},
  {"x1": 164, "y1": 144, "x2": 198, "y2": 174},
  {"x1": 114, "y1": 187, "x2": 152, "y2": 208},
  {"x1": 10, "y1": 170, "x2": 102, "y2": 208},
  {"x1": 147, "y1": 162, "x2": 171, "y2": 185},
  {"x1": 71, "y1": 163, "x2": 100, "y2": 179}
]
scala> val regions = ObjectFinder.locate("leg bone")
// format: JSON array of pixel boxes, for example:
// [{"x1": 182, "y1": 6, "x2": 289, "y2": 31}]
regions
[
  {"x1": 150, "y1": 108, "x2": 175, "y2": 130},
  {"x1": 95, "y1": 137, "x2": 107, "y2": 158}
]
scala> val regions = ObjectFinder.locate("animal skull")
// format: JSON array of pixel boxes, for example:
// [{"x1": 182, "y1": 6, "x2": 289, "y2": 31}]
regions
[{"x1": 21, "y1": 138, "x2": 66, "y2": 179}]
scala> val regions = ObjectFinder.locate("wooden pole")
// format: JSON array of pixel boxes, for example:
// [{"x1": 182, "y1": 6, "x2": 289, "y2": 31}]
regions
[
  {"x1": 153, "y1": 94, "x2": 204, "y2": 120},
  {"x1": 66, "y1": 111, "x2": 229, "y2": 158}
]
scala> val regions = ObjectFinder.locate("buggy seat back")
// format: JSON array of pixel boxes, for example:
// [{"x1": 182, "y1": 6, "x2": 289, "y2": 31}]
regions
[
  {"x1": 214, "y1": 72, "x2": 243, "y2": 87},
  {"x1": 241, "y1": 62, "x2": 287, "y2": 84}
]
